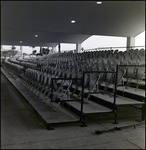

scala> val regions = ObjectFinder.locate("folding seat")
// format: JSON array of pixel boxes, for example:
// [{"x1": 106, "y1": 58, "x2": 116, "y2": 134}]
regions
[
  {"x1": 55, "y1": 68, "x2": 62, "y2": 78},
  {"x1": 70, "y1": 71, "x2": 83, "y2": 97},
  {"x1": 135, "y1": 65, "x2": 145, "y2": 90},
  {"x1": 60, "y1": 68, "x2": 66, "y2": 78},
  {"x1": 37, "y1": 73, "x2": 52, "y2": 99},
  {"x1": 71, "y1": 69, "x2": 77, "y2": 78},
  {"x1": 138, "y1": 55, "x2": 145, "y2": 65},
  {"x1": 19, "y1": 68, "x2": 29, "y2": 86},
  {"x1": 92, "y1": 64, "x2": 98, "y2": 71},
  {"x1": 104, "y1": 62, "x2": 112, "y2": 71},
  {"x1": 108, "y1": 55, "x2": 114, "y2": 64},
  {"x1": 102, "y1": 57, "x2": 108, "y2": 64},
  {"x1": 130, "y1": 52, "x2": 138, "y2": 60},
  {"x1": 70, "y1": 71, "x2": 90, "y2": 100},
  {"x1": 52, "y1": 78, "x2": 73, "y2": 110},
  {"x1": 22, "y1": 68, "x2": 33, "y2": 87},
  {"x1": 97, "y1": 61, "x2": 104, "y2": 70},
  {"x1": 84, "y1": 73, "x2": 100, "y2": 102},
  {"x1": 97, "y1": 56, "x2": 103, "y2": 64},
  {"x1": 97, "y1": 63, "x2": 107, "y2": 85},
  {"x1": 125, "y1": 66, "x2": 137, "y2": 88},
  {"x1": 133, "y1": 49, "x2": 139, "y2": 55},
  {"x1": 115, "y1": 67, "x2": 125, "y2": 88},
  {"x1": 114, "y1": 49, "x2": 119, "y2": 54},
  {"x1": 138, "y1": 48, "x2": 145, "y2": 58},
  {"x1": 57, "y1": 69, "x2": 73, "y2": 91},
  {"x1": 65, "y1": 69, "x2": 72, "y2": 78},
  {"x1": 124, "y1": 51, "x2": 131, "y2": 59},
  {"x1": 114, "y1": 58, "x2": 121, "y2": 65},
  {"x1": 105, "y1": 68, "x2": 116, "y2": 87},
  {"x1": 118, "y1": 63, "x2": 128, "y2": 78},
  {"x1": 101, "y1": 64, "x2": 126, "y2": 97},
  {"x1": 31, "y1": 72, "x2": 45, "y2": 93},
  {"x1": 130, "y1": 58, "x2": 139, "y2": 65},
  {"x1": 110, "y1": 63, "x2": 117, "y2": 72},
  {"x1": 120, "y1": 59, "x2": 130, "y2": 65},
  {"x1": 30, "y1": 71, "x2": 43, "y2": 94},
  {"x1": 25, "y1": 69, "x2": 37, "y2": 88}
]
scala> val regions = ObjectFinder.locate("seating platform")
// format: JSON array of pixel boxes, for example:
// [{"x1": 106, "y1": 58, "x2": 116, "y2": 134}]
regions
[
  {"x1": 70, "y1": 81, "x2": 145, "y2": 123},
  {"x1": 1, "y1": 50, "x2": 145, "y2": 128},
  {"x1": 1, "y1": 67, "x2": 80, "y2": 129},
  {"x1": 91, "y1": 93, "x2": 144, "y2": 106},
  {"x1": 65, "y1": 100, "x2": 113, "y2": 115},
  {"x1": 101, "y1": 83, "x2": 145, "y2": 98}
]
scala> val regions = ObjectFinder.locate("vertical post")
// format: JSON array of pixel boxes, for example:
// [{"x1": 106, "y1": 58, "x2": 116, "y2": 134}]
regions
[
  {"x1": 58, "y1": 43, "x2": 61, "y2": 53},
  {"x1": 113, "y1": 65, "x2": 118, "y2": 124},
  {"x1": 52, "y1": 47, "x2": 56, "y2": 53},
  {"x1": 76, "y1": 44, "x2": 81, "y2": 53},
  {"x1": 141, "y1": 102, "x2": 145, "y2": 121},
  {"x1": 51, "y1": 78, "x2": 53, "y2": 102},
  {"x1": 80, "y1": 71, "x2": 87, "y2": 127},
  {"x1": 126, "y1": 37, "x2": 135, "y2": 51},
  {"x1": 113, "y1": 65, "x2": 118, "y2": 107},
  {"x1": 80, "y1": 71, "x2": 85, "y2": 122},
  {"x1": 20, "y1": 45, "x2": 22, "y2": 57},
  {"x1": 114, "y1": 106, "x2": 118, "y2": 124}
]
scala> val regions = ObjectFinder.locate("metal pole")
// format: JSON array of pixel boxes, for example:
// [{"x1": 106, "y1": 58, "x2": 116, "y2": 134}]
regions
[
  {"x1": 113, "y1": 64, "x2": 118, "y2": 124},
  {"x1": 80, "y1": 71, "x2": 85, "y2": 122},
  {"x1": 113, "y1": 65, "x2": 118, "y2": 107},
  {"x1": 51, "y1": 78, "x2": 53, "y2": 102}
]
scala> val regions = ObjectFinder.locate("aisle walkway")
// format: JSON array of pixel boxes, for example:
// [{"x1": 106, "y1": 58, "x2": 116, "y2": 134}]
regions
[{"x1": 1, "y1": 70, "x2": 145, "y2": 149}]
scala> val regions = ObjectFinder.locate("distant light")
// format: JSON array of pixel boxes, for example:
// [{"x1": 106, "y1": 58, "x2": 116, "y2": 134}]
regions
[
  {"x1": 97, "y1": 2, "x2": 102, "y2": 4},
  {"x1": 20, "y1": 41, "x2": 22, "y2": 43},
  {"x1": 71, "y1": 20, "x2": 75, "y2": 23},
  {"x1": 35, "y1": 34, "x2": 38, "y2": 37}
]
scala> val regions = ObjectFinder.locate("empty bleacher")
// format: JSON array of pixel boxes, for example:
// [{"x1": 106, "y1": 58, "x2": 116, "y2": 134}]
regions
[{"x1": 2, "y1": 48, "x2": 145, "y2": 128}]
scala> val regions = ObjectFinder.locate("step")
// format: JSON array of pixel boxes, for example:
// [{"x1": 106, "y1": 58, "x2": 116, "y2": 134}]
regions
[
  {"x1": 90, "y1": 93, "x2": 145, "y2": 106},
  {"x1": 1, "y1": 67, "x2": 80, "y2": 128},
  {"x1": 100, "y1": 83, "x2": 145, "y2": 101},
  {"x1": 65, "y1": 99, "x2": 113, "y2": 115}
]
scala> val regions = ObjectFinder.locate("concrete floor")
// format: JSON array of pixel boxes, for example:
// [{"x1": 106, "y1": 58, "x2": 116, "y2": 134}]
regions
[{"x1": 1, "y1": 70, "x2": 145, "y2": 149}]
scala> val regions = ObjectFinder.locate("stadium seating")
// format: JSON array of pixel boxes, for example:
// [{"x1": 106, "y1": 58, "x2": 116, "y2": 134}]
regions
[{"x1": 3, "y1": 48, "x2": 145, "y2": 118}]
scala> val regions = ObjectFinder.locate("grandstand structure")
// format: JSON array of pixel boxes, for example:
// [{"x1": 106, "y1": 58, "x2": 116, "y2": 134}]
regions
[{"x1": 1, "y1": 1, "x2": 145, "y2": 130}]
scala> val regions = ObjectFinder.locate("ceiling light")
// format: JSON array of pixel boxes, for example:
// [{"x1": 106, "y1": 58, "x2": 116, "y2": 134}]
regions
[
  {"x1": 35, "y1": 34, "x2": 38, "y2": 37},
  {"x1": 97, "y1": 2, "x2": 102, "y2": 4},
  {"x1": 20, "y1": 41, "x2": 22, "y2": 43},
  {"x1": 71, "y1": 20, "x2": 75, "y2": 23}
]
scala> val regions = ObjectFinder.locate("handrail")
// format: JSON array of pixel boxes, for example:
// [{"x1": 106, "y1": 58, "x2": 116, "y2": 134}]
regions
[
  {"x1": 83, "y1": 46, "x2": 145, "y2": 52},
  {"x1": 51, "y1": 77, "x2": 83, "y2": 122},
  {"x1": 83, "y1": 68, "x2": 118, "y2": 110}
]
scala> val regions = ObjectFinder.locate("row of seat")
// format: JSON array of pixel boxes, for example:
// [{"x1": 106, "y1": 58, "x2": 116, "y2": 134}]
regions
[
  {"x1": 3, "y1": 61, "x2": 23, "y2": 76},
  {"x1": 5, "y1": 48, "x2": 145, "y2": 88},
  {"x1": 3, "y1": 48, "x2": 145, "y2": 109}
]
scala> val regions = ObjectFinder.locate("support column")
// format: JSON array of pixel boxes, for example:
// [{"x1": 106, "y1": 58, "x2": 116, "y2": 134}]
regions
[
  {"x1": 52, "y1": 47, "x2": 56, "y2": 53},
  {"x1": 58, "y1": 43, "x2": 61, "y2": 53},
  {"x1": 20, "y1": 45, "x2": 23, "y2": 56},
  {"x1": 76, "y1": 43, "x2": 81, "y2": 53},
  {"x1": 126, "y1": 37, "x2": 135, "y2": 51}
]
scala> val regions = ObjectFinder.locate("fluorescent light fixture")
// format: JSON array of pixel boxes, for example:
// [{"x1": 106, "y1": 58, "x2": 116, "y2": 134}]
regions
[
  {"x1": 71, "y1": 20, "x2": 75, "y2": 23},
  {"x1": 97, "y1": 2, "x2": 102, "y2": 4},
  {"x1": 35, "y1": 34, "x2": 38, "y2": 37}
]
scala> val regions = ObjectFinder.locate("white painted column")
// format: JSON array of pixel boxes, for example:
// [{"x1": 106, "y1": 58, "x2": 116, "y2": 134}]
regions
[
  {"x1": 52, "y1": 47, "x2": 56, "y2": 53},
  {"x1": 76, "y1": 43, "x2": 81, "y2": 53},
  {"x1": 126, "y1": 37, "x2": 135, "y2": 51},
  {"x1": 20, "y1": 45, "x2": 23, "y2": 56}
]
